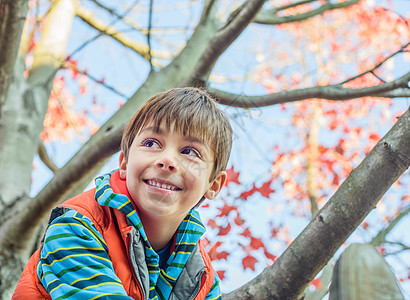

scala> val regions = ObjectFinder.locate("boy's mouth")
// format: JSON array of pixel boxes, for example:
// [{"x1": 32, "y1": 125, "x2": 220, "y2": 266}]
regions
[{"x1": 144, "y1": 179, "x2": 182, "y2": 191}]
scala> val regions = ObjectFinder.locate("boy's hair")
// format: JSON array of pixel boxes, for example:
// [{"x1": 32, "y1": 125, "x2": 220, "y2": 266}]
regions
[{"x1": 121, "y1": 87, "x2": 233, "y2": 181}]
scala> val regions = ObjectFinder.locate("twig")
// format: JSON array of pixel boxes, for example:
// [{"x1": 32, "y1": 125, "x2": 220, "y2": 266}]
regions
[
  {"x1": 63, "y1": 62, "x2": 128, "y2": 99},
  {"x1": 147, "y1": 0, "x2": 154, "y2": 69},
  {"x1": 38, "y1": 141, "x2": 59, "y2": 174},
  {"x1": 341, "y1": 42, "x2": 410, "y2": 85},
  {"x1": 370, "y1": 206, "x2": 410, "y2": 246}
]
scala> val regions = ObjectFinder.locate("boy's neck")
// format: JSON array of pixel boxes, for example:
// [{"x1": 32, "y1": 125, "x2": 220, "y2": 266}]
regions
[{"x1": 138, "y1": 212, "x2": 180, "y2": 252}]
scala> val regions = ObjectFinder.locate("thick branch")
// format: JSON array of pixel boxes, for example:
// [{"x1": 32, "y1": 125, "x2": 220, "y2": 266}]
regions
[
  {"x1": 209, "y1": 71, "x2": 410, "y2": 108},
  {"x1": 0, "y1": 125, "x2": 123, "y2": 252},
  {"x1": 253, "y1": 0, "x2": 359, "y2": 25},
  {"x1": 190, "y1": 0, "x2": 266, "y2": 82},
  {"x1": 224, "y1": 107, "x2": 410, "y2": 299},
  {"x1": 0, "y1": 0, "x2": 28, "y2": 111}
]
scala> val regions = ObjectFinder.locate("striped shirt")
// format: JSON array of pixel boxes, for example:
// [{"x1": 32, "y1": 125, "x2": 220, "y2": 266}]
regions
[{"x1": 37, "y1": 171, "x2": 221, "y2": 300}]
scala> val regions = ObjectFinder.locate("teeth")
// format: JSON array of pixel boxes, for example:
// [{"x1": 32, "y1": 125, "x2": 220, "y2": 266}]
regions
[{"x1": 147, "y1": 180, "x2": 178, "y2": 191}]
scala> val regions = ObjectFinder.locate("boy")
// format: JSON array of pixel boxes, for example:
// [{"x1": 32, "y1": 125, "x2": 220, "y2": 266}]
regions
[{"x1": 13, "y1": 87, "x2": 232, "y2": 300}]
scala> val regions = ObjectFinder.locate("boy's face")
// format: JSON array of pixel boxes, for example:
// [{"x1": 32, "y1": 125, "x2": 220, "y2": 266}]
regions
[{"x1": 119, "y1": 122, "x2": 226, "y2": 224}]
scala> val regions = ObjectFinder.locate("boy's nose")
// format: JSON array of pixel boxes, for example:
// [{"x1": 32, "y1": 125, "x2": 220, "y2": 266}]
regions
[{"x1": 155, "y1": 154, "x2": 178, "y2": 172}]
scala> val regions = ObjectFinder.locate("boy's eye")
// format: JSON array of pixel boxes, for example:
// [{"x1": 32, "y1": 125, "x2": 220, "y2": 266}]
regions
[
  {"x1": 181, "y1": 147, "x2": 201, "y2": 158},
  {"x1": 142, "y1": 139, "x2": 160, "y2": 148}
]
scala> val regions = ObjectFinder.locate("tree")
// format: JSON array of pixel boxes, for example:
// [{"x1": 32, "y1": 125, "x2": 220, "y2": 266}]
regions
[{"x1": 0, "y1": 0, "x2": 409, "y2": 299}]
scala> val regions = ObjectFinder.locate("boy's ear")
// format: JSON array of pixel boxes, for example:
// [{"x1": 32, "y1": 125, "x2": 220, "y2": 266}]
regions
[
  {"x1": 119, "y1": 151, "x2": 127, "y2": 179},
  {"x1": 205, "y1": 171, "x2": 227, "y2": 200}
]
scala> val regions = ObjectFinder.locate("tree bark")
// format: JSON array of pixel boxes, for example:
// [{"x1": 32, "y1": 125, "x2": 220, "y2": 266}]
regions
[
  {"x1": 0, "y1": 0, "x2": 28, "y2": 111},
  {"x1": 223, "y1": 107, "x2": 410, "y2": 299}
]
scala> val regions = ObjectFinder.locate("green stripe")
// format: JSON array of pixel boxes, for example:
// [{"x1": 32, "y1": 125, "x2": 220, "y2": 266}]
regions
[
  {"x1": 103, "y1": 193, "x2": 116, "y2": 206},
  {"x1": 44, "y1": 233, "x2": 91, "y2": 243},
  {"x1": 55, "y1": 287, "x2": 82, "y2": 300},
  {"x1": 43, "y1": 264, "x2": 108, "y2": 279},
  {"x1": 169, "y1": 262, "x2": 184, "y2": 268},
  {"x1": 209, "y1": 280, "x2": 219, "y2": 293},
  {"x1": 156, "y1": 286, "x2": 166, "y2": 300},
  {"x1": 176, "y1": 229, "x2": 203, "y2": 235}
]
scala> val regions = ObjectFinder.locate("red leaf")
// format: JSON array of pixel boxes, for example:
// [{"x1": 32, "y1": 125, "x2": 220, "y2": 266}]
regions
[
  {"x1": 215, "y1": 251, "x2": 229, "y2": 260},
  {"x1": 225, "y1": 166, "x2": 240, "y2": 186},
  {"x1": 218, "y1": 223, "x2": 231, "y2": 236},
  {"x1": 250, "y1": 237, "x2": 264, "y2": 250},
  {"x1": 207, "y1": 241, "x2": 229, "y2": 261},
  {"x1": 234, "y1": 214, "x2": 245, "y2": 226},
  {"x1": 241, "y1": 227, "x2": 252, "y2": 238},
  {"x1": 217, "y1": 203, "x2": 237, "y2": 217},
  {"x1": 257, "y1": 180, "x2": 275, "y2": 198},
  {"x1": 242, "y1": 255, "x2": 258, "y2": 271},
  {"x1": 263, "y1": 249, "x2": 276, "y2": 261},
  {"x1": 217, "y1": 270, "x2": 226, "y2": 280},
  {"x1": 207, "y1": 219, "x2": 218, "y2": 229},
  {"x1": 240, "y1": 180, "x2": 275, "y2": 200},
  {"x1": 240, "y1": 184, "x2": 257, "y2": 200}
]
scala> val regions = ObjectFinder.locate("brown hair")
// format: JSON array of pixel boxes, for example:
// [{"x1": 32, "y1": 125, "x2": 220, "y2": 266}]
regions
[{"x1": 121, "y1": 87, "x2": 232, "y2": 181}]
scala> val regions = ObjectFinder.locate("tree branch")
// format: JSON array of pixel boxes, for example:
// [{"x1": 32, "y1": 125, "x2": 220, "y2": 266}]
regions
[
  {"x1": 208, "y1": 71, "x2": 410, "y2": 108},
  {"x1": 224, "y1": 107, "x2": 410, "y2": 299},
  {"x1": 253, "y1": 0, "x2": 359, "y2": 25},
  {"x1": 75, "y1": 0, "x2": 169, "y2": 61},
  {"x1": 370, "y1": 206, "x2": 410, "y2": 246},
  {"x1": 0, "y1": 124, "x2": 124, "y2": 252},
  {"x1": 0, "y1": 0, "x2": 28, "y2": 112},
  {"x1": 190, "y1": 0, "x2": 267, "y2": 82},
  {"x1": 38, "y1": 141, "x2": 59, "y2": 174},
  {"x1": 341, "y1": 42, "x2": 410, "y2": 85},
  {"x1": 63, "y1": 63, "x2": 128, "y2": 99}
]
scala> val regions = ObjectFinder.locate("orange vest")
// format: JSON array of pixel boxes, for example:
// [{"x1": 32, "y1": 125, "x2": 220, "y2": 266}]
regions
[{"x1": 13, "y1": 174, "x2": 215, "y2": 299}]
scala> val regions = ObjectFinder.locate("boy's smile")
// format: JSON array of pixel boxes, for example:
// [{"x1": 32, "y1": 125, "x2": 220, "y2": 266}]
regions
[{"x1": 119, "y1": 122, "x2": 226, "y2": 226}]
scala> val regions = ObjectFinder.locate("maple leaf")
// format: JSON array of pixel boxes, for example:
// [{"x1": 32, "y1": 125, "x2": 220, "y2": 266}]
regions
[
  {"x1": 225, "y1": 165, "x2": 240, "y2": 186},
  {"x1": 257, "y1": 180, "x2": 275, "y2": 198},
  {"x1": 207, "y1": 241, "x2": 229, "y2": 261},
  {"x1": 239, "y1": 184, "x2": 257, "y2": 200},
  {"x1": 207, "y1": 219, "x2": 218, "y2": 229},
  {"x1": 263, "y1": 249, "x2": 276, "y2": 261},
  {"x1": 234, "y1": 214, "x2": 245, "y2": 226},
  {"x1": 242, "y1": 255, "x2": 258, "y2": 271},
  {"x1": 240, "y1": 180, "x2": 275, "y2": 200},
  {"x1": 218, "y1": 223, "x2": 231, "y2": 236},
  {"x1": 217, "y1": 203, "x2": 237, "y2": 217},
  {"x1": 216, "y1": 270, "x2": 226, "y2": 280},
  {"x1": 240, "y1": 227, "x2": 252, "y2": 238},
  {"x1": 250, "y1": 237, "x2": 264, "y2": 250}
]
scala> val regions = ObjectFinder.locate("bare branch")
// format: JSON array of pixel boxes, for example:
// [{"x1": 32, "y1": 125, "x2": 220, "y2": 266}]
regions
[
  {"x1": 63, "y1": 63, "x2": 128, "y2": 99},
  {"x1": 75, "y1": 1, "x2": 169, "y2": 61},
  {"x1": 209, "y1": 71, "x2": 410, "y2": 108},
  {"x1": 370, "y1": 206, "x2": 410, "y2": 246},
  {"x1": 276, "y1": 0, "x2": 316, "y2": 12},
  {"x1": 254, "y1": 0, "x2": 359, "y2": 25},
  {"x1": 147, "y1": 0, "x2": 154, "y2": 69},
  {"x1": 190, "y1": 0, "x2": 267, "y2": 82},
  {"x1": 340, "y1": 42, "x2": 410, "y2": 84},
  {"x1": 224, "y1": 107, "x2": 410, "y2": 299},
  {"x1": 0, "y1": 0, "x2": 28, "y2": 112},
  {"x1": 38, "y1": 142, "x2": 59, "y2": 174}
]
